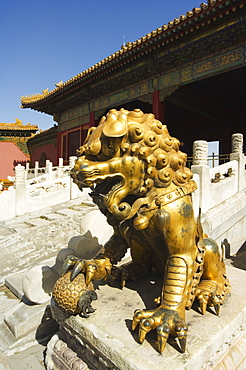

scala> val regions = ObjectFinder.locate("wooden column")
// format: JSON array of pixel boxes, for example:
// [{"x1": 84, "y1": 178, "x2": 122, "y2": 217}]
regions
[
  {"x1": 89, "y1": 112, "x2": 95, "y2": 127},
  {"x1": 57, "y1": 131, "x2": 62, "y2": 165},
  {"x1": 152, "y1": 90, "x2": 165, "y2": 122}
]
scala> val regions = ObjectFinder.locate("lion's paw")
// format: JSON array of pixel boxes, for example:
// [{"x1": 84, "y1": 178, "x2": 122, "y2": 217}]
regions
[
  {"x1": 107, "y1": 261, "x2": 151, "y2": 288},
  {"x1": 132, "y1": 307, "x2": 187, "y2": 353},
  {"x1": 196, "y1": 279, "x2": 230, "y2": 315}
]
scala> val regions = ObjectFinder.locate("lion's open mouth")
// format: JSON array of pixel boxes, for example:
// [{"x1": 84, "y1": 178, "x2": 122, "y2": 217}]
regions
[{"x1": 89, "y1": 175, "x2": 123, "y2": 204}]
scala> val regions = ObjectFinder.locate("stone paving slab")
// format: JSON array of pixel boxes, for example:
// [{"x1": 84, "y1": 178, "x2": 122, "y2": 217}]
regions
[
  {"x1": 0, "y1": 227, "x2": 15, "y2": 239},
  {"x1": 4, "y1": 302, "x2": 48, "y2": 339},
  {"x1": 0, "y1": 318, "x2": 39, "y2": 356},
  {"x1": 10, "y1": 223, "x2": 34, "y2": 233},
  {"x1": 55, "y1": 208, "x2": 81, "y2": 217},
  {"x1": 5, "y1": 257, "x2": 56, "y2": 302},
  {"x1": 0, "y1": 290, "x2": 18, "y2": 323},
  {"x1": 25, "y1": 218, "x2": 51, "y2": 228},
  {"x1": 4, "y1": 272, "x2": 26, "y2": 300},
  {"x1": 1, "y1": 197, "x2": 93, "y2": 232},
  {"x1": 0, "y1": 343, "x2": 46, "y2": 370},
  {"x1": 69, "y1": 202, "x2": 95, "y2": 211},
  {"x1": 0, "y1": 301, "x2": 58, "y2": 357},
  {"x1": 40, "y1": 213, "x2": 66, "y2": 221},
  {"x1": 0, "y1": 201, "x2": 96, "y2": 285}
]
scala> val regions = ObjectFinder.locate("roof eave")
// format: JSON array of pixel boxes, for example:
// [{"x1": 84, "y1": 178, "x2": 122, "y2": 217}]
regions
[{"x1": 21, "y1": 0, "x2": 245, "y2": 111}]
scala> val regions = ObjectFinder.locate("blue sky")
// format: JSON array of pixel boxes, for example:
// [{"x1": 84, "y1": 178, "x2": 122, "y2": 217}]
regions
[{"x1": 1, "y1": 0, "x2": 200, "y2": 131}]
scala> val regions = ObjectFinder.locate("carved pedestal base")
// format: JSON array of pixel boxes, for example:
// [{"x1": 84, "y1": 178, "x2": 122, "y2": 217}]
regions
[
  {"x1": 46, "y1": 266, "x2": 246, "y2": 370},
  {"x1": 46, "y1": 334, "x2": 89, "y2": 370}
]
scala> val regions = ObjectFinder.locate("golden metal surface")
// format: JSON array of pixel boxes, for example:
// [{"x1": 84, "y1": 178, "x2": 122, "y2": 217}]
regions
[
  {"x1": 52, "y1": 271, "x2": 97, "y2": 317},
  {"x1": 58, "y1": 108, "x2": 230, "y2": 353}
]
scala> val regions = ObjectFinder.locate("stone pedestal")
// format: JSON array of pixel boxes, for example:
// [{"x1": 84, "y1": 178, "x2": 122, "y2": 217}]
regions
[{"x1": 46, "y1": 266, "x2": 246, "y2": 370}]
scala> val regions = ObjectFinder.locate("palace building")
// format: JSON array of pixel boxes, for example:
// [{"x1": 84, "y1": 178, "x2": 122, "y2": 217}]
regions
[
  {"x1": 21, "y1": 0, "x2": 246, "y2": 165},
  {"x1": 0, "y1": 119, "x2": 38, "y2": 182},
  {"x1": 27, "y1": 125, "x2": 57, "y2": 167}
]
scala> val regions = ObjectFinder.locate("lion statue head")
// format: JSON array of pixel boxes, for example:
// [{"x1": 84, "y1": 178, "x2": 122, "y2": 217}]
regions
[{"x1": 71, "y1": 108, "x2": 193, "y2": 224}]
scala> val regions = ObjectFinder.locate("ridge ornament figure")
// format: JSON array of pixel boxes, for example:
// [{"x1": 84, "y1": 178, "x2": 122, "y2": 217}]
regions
[{"x1": 59, "y1": 108, "x2": 230, "y2": 353}]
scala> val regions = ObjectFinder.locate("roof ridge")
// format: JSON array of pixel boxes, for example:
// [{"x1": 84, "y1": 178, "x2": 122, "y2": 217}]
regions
[{"x1": 0, "y1": 119, "x2": 38, "y2": 130}]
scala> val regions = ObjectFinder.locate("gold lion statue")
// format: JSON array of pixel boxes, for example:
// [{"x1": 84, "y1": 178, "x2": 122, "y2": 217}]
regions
[{"x1": 61, "y1": 108, "x2": 230, "y2": 353}]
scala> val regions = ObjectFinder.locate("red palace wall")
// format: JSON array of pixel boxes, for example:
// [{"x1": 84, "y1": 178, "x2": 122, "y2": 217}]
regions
[
  {"x1": 30, "y1": 142, "x2": 57, "y2": 167},
  {"x1": 0, "y1": 141, "x2": 29, "y2": 179}
]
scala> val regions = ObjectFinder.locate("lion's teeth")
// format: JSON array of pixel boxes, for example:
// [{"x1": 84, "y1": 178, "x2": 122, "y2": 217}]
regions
[{"x1": 99, "y1": 193, "x2": 107, "y2": 198}]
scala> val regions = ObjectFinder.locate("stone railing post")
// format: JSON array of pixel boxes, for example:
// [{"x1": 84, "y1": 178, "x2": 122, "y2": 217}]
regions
[
  {"x1": 15, "y1": 164, "x2": 27, "y2": 216},
  {"x1": 230, "y1": 133, "x2": 244, "y2": 191},
  {"x1": 46, "y1": 159, "x2": 53, "y2": 181},
  {"x1": 57, "y1": 157, "x2": 64, "y2": 178},
  {"x1": 191, "y1": 140, "x2": 210, "y2": 212},
  {"x1": 69, "y1": 156, "x2": 77, "y2": 170},
  {"x1": 34, "y1": 161, "x2": 39, "y2": 178},
  {"x1": 25, "y1": 162, "x2": 30, "y2": 179},
  {"x1": 69, "y1": 156, "x2": 79, "y2": 199}
]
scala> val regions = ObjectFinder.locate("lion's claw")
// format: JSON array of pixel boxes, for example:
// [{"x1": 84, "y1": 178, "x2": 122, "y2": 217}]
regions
[
  {"x1": 120, "y1": 270, "x2": 129, "y2": 288},
  {"x1": 156, "y1": 325, "x2": 170, "y2": 352},
  {"x1": 84, "y1": 263, "x2": 97, "y2": 284},
  {"x1": 138, "y1": 318, "x2": 155, "y2": 343},
  {"x1": 70, "y1": 260, "x2": 85, "y2": 281},
  {"x1": 197, "y1": 292, "x2": 209, "y2": 315},
  {"x1": 196, "y1": 280, "x2": 225, "y2": 315},
  {"x1": 131, "y1": 311, "x2": 139, "y2": 331},
  {"x1": 132, "y1": 307, "x2": 187, "y2": 353},
  {"x1": 107, "y1": 266, "x2": 129, "y2": 288},
  {"x1": 214, "y1": 304, "x2": 220, "y2": 315},
  {"x1": 61, "y1": 255, "x2": 112, "y2": 284},
  {"x1": 62, "y1": 255, "x2": 79, "y2": 276},
  {"x1": 175, "y1": 322, "x2": 188, "y2": 353}
]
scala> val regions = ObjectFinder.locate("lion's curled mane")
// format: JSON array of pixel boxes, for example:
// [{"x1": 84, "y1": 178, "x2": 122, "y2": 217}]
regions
[{"x1": 78, "y1": 108, "x2": 193, "y2": 193}]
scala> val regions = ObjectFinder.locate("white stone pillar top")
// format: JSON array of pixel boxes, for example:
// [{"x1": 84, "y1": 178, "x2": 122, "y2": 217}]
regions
[
  {"x1": 58, "y1": 158, "x2": 63, "y2": 167},
  {"x1": 15, "y1": 164, "x2": 26, "y2": 181},
  {"x1": 231, "y1": 133, "x2": 243, "y2": 153},
  {"x1": 69, "y1": 156, "x2": 77, "y2": 170},
  {"x1": 192, "y1": 140, "x2": 208, "y2": 166}
]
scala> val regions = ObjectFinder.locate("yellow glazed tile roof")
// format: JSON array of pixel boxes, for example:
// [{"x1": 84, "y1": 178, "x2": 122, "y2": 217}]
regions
[
  {"x1": 20, "y1": 0, "x2": 243, "y2": 106},
  {"x1": 0, "y1": 119, "x2": 38, "y2": 131}
]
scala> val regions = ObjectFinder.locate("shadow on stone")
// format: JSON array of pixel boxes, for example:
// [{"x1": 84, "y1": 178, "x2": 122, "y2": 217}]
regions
[
  {"x1": 41, "y1": 266, "x2": 60, "y2": 296},
  {"x1": 236, "y1": 240, "x2": 246, "y2": 254},
  {"x1": 229, "y1": 241, "x2": 246, "y2": 271},
  {"x1": 35, "y1": 305, "x2": 59, "y2": 346},
  {"x1": 221, "y1": 238, "x2": 231, "y2": 258}
]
